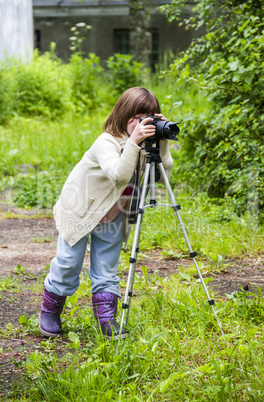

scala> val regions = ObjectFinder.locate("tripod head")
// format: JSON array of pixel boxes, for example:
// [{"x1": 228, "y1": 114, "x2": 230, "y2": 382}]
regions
[{"x1": 144, "y1": 139, "x2": 161, "y2": 155}]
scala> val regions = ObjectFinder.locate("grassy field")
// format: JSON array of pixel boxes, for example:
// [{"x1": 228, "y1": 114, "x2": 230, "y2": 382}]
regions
[
  {"x1": 0, "y1": 78, "x2": 264, "y2": 400},
  {"x1": 1, "y1": 258, "x2": 264, "y2": 401}
]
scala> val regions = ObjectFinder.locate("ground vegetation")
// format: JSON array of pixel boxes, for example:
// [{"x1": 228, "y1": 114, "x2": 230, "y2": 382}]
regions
[{"x1": 0, "y1": 3, "x2": 264, "y2": 398}]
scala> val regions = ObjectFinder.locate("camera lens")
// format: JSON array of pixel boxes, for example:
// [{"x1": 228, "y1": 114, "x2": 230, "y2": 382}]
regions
[{"x1": 156, "y1": 121, "x2": 180, "y2": 141}]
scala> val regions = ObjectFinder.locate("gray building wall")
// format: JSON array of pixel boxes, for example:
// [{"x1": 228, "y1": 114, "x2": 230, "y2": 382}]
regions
[
  {"x1": 0, "y1": 0, "x2": 33, "y2": 61},
  {"x1": 33, "y1": 1, "x2": 201, "y2": 64}
]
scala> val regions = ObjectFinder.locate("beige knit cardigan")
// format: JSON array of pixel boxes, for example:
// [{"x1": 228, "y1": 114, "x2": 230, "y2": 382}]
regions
[{"x1": 53, "y1": 132, "x2": 173, "y2": 246}]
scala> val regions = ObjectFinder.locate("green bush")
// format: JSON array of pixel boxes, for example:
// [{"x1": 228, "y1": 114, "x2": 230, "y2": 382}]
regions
[
  {"x1": 106, "y1": 53, "x2": 147, "y2": 95},
  {"x1": 14, "y1": 50, "x2": 72, "y2": 118},
  {"x1": 0, "y1": 63, "x2": 16, "y2": 124},
  {"x1": 69, "y1": 52, "x2": 103, "y2": 112},
  {"x1": 161, "y1": 0, "x2": 264, "y2": 218},
  {"x1": 0, "y1": 50, "x2": 104, "y2": 122}
]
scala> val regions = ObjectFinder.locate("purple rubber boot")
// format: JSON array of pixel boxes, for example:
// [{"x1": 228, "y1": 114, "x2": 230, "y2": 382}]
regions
[
  {"x1": 39, "y1": 288, "x2": 66, "y2": 338},
  {"x1": 92, "y1": 292, "x2": 128, "y2": 339}
]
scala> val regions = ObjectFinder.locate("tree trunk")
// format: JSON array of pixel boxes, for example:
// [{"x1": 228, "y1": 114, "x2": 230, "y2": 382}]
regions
[{"x1": 129, "y1": 0, "x2": 151, "y2": 67}]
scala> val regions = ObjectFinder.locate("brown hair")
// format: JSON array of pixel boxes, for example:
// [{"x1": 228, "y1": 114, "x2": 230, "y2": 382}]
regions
[{"x1": 104, "y1": 87, "x2": 161, "y2": 137}]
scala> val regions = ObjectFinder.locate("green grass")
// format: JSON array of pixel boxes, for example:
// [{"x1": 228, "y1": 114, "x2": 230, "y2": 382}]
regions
[
  {"x1": 4, "y1": 271, "x2": 263, "y2": 401},
  {"x1": 0, "y1": 113, "x2": 104, "y2": 178},
  {"x1": 0, "y1": 275, "x2": 21, "y2": 293},
  {"x1": 125, "y1": 190, "x2": 264, "y2": 262},
  {"x1": 0, "y1": 112, "x2": 107, "y2": 208},
  {"x1": 1, "y1": 77, "x2": 264, "y2": 401}
]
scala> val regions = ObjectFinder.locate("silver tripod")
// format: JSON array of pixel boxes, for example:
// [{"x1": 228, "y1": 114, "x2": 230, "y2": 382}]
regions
[{"x1": 118, "y1": 142, "x2": 224, "y2": 341}]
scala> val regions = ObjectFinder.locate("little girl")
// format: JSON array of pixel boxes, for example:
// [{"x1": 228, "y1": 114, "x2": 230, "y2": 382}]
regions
[{"x1": 39, "y1": 87, "x2": 173, "y2": 339}]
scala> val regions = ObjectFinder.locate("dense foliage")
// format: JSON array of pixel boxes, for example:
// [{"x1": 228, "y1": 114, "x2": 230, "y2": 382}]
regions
[
  {"x1": 106, "y1": 53, "x2": 147, "y2": 94},
  {"x1": 160, "y1": 0, "x2": 264, "y2": 218},
  {"x1": 0, "y1": 50, "x2": 145, "y2": 125}
]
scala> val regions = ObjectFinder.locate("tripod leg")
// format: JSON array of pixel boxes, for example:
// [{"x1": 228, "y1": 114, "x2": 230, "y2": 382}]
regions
[
  {"x1": 157, "y1": 161, "x2": 224, "y2": 335},
  {"x1": 150, "y1": 161, "x2": 156, "y2": 204},
  {"x1": 118, "y1": 161, "x2": 151, "y2": 342}
]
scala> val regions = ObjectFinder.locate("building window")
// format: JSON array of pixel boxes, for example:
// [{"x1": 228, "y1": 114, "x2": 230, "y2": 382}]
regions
[
  {"x1": 114, "y1": 30, "x2": 130, "y2": 54},
  {"x1": 35, "y1": 29, "x2": 41, "y2": 51},
  {"x1": 149, "y1": 29, "x2": 159, "y2": 71}
]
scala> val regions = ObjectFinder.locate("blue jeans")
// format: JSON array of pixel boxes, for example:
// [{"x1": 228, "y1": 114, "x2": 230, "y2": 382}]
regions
[{"x1": 44, "y1": 212, "x2": 123, "y2": 297}]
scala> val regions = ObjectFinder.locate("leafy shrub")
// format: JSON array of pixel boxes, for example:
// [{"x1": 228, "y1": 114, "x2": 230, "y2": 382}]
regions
[
  {"x1": 69, "y1": 52, "x2": 103, "y2": 112},
  {"x1": 0, "y1": 63, "x2": 16, "y2": 124},
  {"x1": 161, "y1": 0, "x2": 264, "y2": 218},
  {"x1": 13, "y1": 50, "x2": 72, "y2": 118},
  {"x1": 106, "y1": 53, "x2": 147, "y2": 94},
  {"x1": 0, "y1": 47, "x2": 104, "y2": 122}
]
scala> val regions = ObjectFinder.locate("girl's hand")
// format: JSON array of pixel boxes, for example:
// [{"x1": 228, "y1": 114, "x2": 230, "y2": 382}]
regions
[
  {"x1": 153, "y1": 113, "x2": 168, "y2": 121},
  {"x1": 129, "y1": 117, "x2": 156, "y2": 145}
]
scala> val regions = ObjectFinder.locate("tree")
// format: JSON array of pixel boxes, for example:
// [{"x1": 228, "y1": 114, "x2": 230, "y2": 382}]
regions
[
  {"x1": 129, "y1": 0, "x2": 151, "y2": 67},
  {"x1": 161, "y1": 0, "x2": 264, "y2": 218}
]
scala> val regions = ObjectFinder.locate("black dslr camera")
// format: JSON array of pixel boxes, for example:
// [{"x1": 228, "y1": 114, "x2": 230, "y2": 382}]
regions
[{"x1": 140, "y1": 115, "x2": 180, "y2": 142}]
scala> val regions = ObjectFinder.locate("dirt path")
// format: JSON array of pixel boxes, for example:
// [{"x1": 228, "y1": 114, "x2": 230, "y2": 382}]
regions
[
  {"x1": 0, "y1": 201, "x2": 264, "y2": 396},
  {"x1": 1, "y1": 203, "x2": 264, "y2": 329}
]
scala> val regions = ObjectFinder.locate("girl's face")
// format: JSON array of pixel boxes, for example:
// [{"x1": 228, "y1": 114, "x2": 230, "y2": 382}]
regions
[{"x1": 126, "y1": 114, "x2": 148, "y2": 135}]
